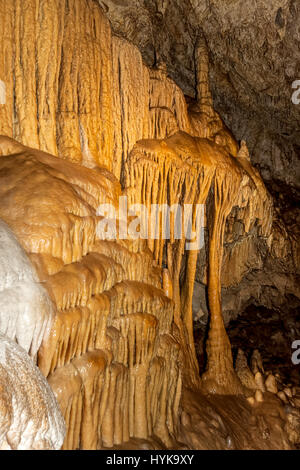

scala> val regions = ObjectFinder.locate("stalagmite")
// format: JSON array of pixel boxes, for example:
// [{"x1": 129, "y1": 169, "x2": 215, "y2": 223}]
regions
[
  {"x1": 189, "y1": 32, "x2": 238, "y2": 157},
  {"x1": 235, "y1": 349, "x2": 257, "y2": 390},
  {"x1": 254, "y1": 372, "x2": 266, "y2": 393},
  {"x1": 72, "y1": 350, "x2": 108, "y2": 450},
  {"x1": 47, "y1": 362, "x2": 83, "y2": 450},
  {"x1": 251, "y1": 350, "x2": 265, "y2": 375},
  {"x1": 255, "y1": 390, "x2": 264, "y2": 403}
]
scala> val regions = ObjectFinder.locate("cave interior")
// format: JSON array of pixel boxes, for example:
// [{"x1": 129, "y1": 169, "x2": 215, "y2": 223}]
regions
[{"x1": 0, "y1": 0, "x2": 299, "y2": 451}]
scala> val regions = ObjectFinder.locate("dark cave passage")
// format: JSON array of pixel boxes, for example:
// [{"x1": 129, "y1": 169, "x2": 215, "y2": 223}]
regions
[{"x1": 194, "y1": 304, "x2": 300, "y2": 387}]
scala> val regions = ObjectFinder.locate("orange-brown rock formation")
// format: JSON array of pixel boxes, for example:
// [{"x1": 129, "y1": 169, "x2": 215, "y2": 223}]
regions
[
  {"x1": 0, "y1": 333, "x2": 65, "y2": 450},
  {"x1": 0, "y1": 0, "x2": 298, "y2": 451}
]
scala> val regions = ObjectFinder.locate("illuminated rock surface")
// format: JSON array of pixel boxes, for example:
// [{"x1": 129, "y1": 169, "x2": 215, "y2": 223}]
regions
[{"x1": 0, "y1": 0, "x2": 298, "y2": 450}]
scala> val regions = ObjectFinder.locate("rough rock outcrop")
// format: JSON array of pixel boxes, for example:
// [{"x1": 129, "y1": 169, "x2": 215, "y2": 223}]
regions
[
  {"x1": 0, "y1": 333, "x2": 65, "y2": 450},
  {"x1": 99, "y1": 0, "x2": 300, "y2": 319}
]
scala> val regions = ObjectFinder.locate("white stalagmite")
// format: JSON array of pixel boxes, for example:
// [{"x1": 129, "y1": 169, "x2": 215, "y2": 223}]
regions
[
  {"x1": 0, "y1": 220, "x2": 53, "y2": 356},
  {"x1": 0, "y1": 333, "x2": 65, "y2": 450}
]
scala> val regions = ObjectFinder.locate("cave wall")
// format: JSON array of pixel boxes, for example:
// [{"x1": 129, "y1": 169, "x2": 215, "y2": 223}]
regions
[
  {"x1": 0, "y1": 0, "x2": 299, "y2": 450},
  {"x1": 94, "y1": 0, "x2": 300, "y2": 318},
  {"x1": 0, "y1": 0, "x2": 192, "y2": 179}
]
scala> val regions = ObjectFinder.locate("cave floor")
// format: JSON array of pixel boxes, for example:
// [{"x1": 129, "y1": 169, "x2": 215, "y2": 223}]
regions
[{"x1": 108, "y1": 388, "x2": 297, "y2": 450}]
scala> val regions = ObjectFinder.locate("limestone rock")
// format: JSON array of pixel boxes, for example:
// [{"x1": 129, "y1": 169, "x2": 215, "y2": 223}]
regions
[{"x1": 0, "y1": 0, "x2": 298, "y2": 451}]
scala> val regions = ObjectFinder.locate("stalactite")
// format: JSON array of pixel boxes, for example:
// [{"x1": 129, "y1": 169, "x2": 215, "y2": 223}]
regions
[
  {"x1": 48, "y1": 362, "x2": 83, "y2": 450},
  {"x1": 0, "y1": 139, "x2": 183, "y2": 449}
]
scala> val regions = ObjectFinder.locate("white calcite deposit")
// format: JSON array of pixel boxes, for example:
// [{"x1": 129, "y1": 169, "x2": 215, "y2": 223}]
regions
[{"x1": 0, "y1": 220, "x2": 53, "y2": 356}]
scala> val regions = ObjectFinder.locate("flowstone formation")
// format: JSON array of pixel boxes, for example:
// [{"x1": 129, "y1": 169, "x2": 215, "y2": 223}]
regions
[
  {"x1": 0, "y1": 0, "x2": 299, "y2": 450},
  {"x1": 0, "y1": 135, "x2": 298, "y2": 450}
]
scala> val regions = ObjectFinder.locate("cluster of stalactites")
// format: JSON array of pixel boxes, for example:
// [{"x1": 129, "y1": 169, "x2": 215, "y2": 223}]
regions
[
  {"x1": 38, "y1": 251, "x2": 179, "y2": 448},
  {"x1": 0, "y1": 333, "x2": 65, "y2": 450},
  {"x1": 124, "y1": 132, "x2": 271, "y2": 267},
  {"x1": 0, "y1": 0, "x2": 276, "y2": 448},
  {"x1": 0, "y1": 0, "x2": 238, "y2": 183},
  {"x1": 0, "y1": 140, "x2": 183, "y2": 449},
  {"x1": 0, "y1": 0, "x2": 196, "y2": 179},
  {"x1": 123, "y1": 129, "x2": 273, "y2": 394}
]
